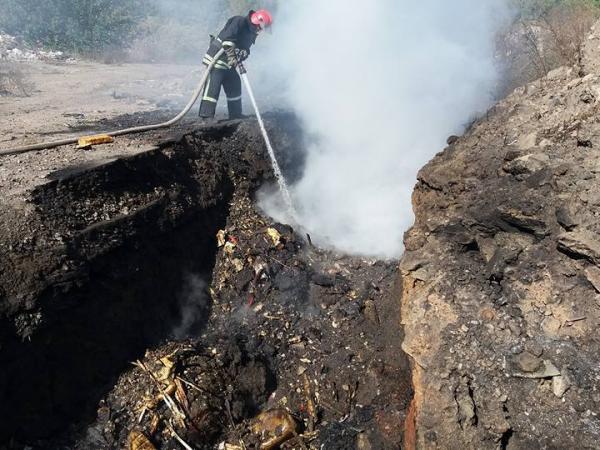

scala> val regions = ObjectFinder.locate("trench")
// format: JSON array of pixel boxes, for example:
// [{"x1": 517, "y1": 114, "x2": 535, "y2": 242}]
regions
[
  {"x1": 0, "y1": 123, "x2": 243, "y2": 442},
  {"x1": 0, "y1": 115, "x2": 413, "y2": 448}
]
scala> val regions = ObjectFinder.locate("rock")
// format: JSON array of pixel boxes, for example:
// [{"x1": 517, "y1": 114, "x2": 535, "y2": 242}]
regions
[
  {"x1": 510, "y1": 344, "x2": 524, "y2": 355},
  {"x1": 517, "y1": 352, "x2": 542, "y2": 373},
  {"x1": 457, "y1": 394, "x2": 476, "y2": 427},
  {"x1": 447, "y1": 135, "x2": 460, "y2": 145},
  {"x1": 517, "y1": 132, "x2": 538, "y2": 150},
  {"x1": 404, "y1": 228, "x2": 427, "y2": 251},
  {"x1": 553, "y1": 375, "x2": 571, "y2": 398},
  {"x1": 557, "y1": 230, "x2": 600, "y2": 265},
  {"x1": 525, "y1": 342, "x2": 544, "y2": 357},
  {"x1": 476, "y1": 237, "x2": 496, "y2": 263},
  {"x1": 498, "y1": 207, "x2": 549, "y2": 237},
  {"x1": 585, "y1": 266, "x2": 600, "y2": 292},
  {"x1": 556, "y1": 205, "x2": 579, "y2": 231},
  {"x1": 363, "y1": 300, "x2": 380, "y2": 325},
  {"x1": 514, "y1": 360, "x2": 561, "y2": 379},
  {"x1": 400, "y1": 253, "x2": 429, "y2": 273},
  {"x1": 503, "y1": 153, "x2": 550, "y2": 175},
  {"x1": 399, "y1": 19, "x2": 600, "y2": 448}
]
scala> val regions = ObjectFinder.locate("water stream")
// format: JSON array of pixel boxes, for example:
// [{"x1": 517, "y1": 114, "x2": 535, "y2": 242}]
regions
[{"x1": 241, "y1": 72, "x2": 296, "y2": 218}]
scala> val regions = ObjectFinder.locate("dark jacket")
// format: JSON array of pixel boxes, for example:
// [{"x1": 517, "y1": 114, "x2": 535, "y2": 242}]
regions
[{"x1": 203, "y1": 11, "x2": 259, "y2": 70}]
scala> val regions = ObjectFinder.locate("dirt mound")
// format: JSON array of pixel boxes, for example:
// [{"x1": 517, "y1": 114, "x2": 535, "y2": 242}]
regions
[{"x1": 401, "y1": 21, "x2": 600, "y2": 449}]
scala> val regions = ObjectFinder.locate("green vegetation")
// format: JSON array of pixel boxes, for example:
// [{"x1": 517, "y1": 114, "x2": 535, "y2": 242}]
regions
[
  {"x1": 0, "y1": 0, "x2": 596, "y2": 74},
  {"x1": 0, "y1": 0, "x2": 153, "y2": 57},
  {"x1": 0, "y1": 0, "x2": 269, "y2": 59}
]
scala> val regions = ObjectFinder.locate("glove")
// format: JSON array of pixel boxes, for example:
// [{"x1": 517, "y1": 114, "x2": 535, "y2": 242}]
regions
[
  {"x1": 236, "y1": 48, "x2": 249, "y2": 62},
  {"x1": 224, "y1": 45, "x2": 238, "y2": 67}
]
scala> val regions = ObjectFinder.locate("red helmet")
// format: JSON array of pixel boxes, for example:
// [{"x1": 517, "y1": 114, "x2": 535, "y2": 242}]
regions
[{"x1": 251, "y1": 9, "x2": 273, "y2": 32}]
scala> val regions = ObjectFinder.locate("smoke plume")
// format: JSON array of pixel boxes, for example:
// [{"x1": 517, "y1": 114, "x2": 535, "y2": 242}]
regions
[
  {"x1": 173, "y1": 274, "x2": 209, "y2": 339},
  {"x1": 256, "y1": 0, "x2": 511, "y2": 258}
]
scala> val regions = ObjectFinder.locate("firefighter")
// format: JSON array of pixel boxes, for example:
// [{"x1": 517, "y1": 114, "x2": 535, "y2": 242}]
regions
[{"x1": 199, "y1": 9, "x2": 273, "y2": 121}]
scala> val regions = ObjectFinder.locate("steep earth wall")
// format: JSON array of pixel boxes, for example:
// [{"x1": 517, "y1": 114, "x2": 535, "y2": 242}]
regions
[
  {"x1": 0, "y1": 119, "x2": 288, "y2": 441},
  {"x1": 401, "y1": 21, "x2": 600, "y2": 450}
]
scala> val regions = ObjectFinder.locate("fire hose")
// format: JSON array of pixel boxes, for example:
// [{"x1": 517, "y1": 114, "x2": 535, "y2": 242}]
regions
[{"x1": 0, "y1": 49, "x2": 225, "y2": 157}]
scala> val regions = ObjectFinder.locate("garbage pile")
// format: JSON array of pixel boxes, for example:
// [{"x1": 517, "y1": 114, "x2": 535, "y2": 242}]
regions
[
  {"x1": 69, "y1": 176, "x2": 412, "y2": 449},
  {"x1": 0, "y1": 31, "x2": 71, "y2": 62}
]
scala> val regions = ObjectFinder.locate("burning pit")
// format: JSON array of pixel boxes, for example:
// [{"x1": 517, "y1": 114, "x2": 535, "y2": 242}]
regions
[{"x1": 0, "y1": 115, "x2": 412, "y2": 449}]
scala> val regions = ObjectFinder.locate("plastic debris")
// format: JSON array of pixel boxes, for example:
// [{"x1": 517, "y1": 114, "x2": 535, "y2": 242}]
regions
[
  {"x1": 217, "y1": 230, "x2": 226, "y2": 247},
  {"x1": 77, "y1": 134, "x2": 114, "y2": 149},
  {"x1": 266, "y1": 228, "x2": 282, "y2": 247},
  {"x1": 129, "y1": 430, "x2": 156, "y2": 450},
  {"x1": 250, "y1": 408, "x2": 296, "y2": 450},
  {"x1": 224, "y1": 241, "x2": 236, "y2": 255}
]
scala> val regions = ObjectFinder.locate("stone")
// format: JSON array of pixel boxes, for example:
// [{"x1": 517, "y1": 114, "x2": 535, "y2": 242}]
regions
[
  {"x1": 553, "y1": 375, "x2": 571, "y2": 398},
  {"x1": 476, "y1": 237, "x2": 496, "y2": 263},
  {"x1": 498, "y1": 207, "x2": 549, "y2": 237},
  {"x1": 447, "y1": 135, "x2": 460, "y2": 145},
  {"x1": 517, "y1": 352, "x2": 542, "y2": 372},
  {"x1": 585, "y1": 266, "x2": 600, "y2": 292},
  {"x1": 556, "y1": 204, "x2": 579, "y2": 231},
  {"x1": 503, "y1": 153, "x2": 550, "y2": 175},
  {"x1": 525, "y1": 342, "x2": 544, "y2": 357},
  {"x1": 558, "y1": 230, "x2": 600, "y2": 266},
  {"x1": 517, "y1": 132, "x2": 538, "y2": 150},
  {"x1": 514, "y1": 360, "x2": 561, "y2": 379},
  {"x1": 363, "y1": 300, "x2": 380, "y2": 325},
  {"x1": 510, "y1": 344, "x2": 524, "y2": 355}
]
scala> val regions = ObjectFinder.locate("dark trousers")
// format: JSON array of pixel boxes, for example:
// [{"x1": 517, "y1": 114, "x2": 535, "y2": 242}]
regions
[{"x1": 198, "y1": 66, "x2": 242, "y2": 119}]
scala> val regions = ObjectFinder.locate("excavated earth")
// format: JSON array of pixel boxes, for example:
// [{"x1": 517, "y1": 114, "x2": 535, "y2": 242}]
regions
[
  {"x1": 0, "y1": 113, "x2": 411, "y2": 449},
  {"x1": 402, "y1": 22, "x2": 600, "y2": 449},
  {"x1": 5, "y1": 21, "x2": 600, "y2": 450}
]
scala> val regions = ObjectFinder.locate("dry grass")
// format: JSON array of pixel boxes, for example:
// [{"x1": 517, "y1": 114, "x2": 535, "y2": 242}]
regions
[{"x1": 497, "y1": 3, "x2": 599, "y2": 95}]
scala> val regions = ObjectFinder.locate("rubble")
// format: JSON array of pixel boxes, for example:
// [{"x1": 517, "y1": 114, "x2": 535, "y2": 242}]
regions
[
  {"x1": 0, "y1": 31, "x2": 72, "y2": 62},
  {"x1": 402, "y1": 19, "x2": 600, "y2": 449},
  {"x1": 557, "y1": 230, "x2": 600, "y2": 265}
]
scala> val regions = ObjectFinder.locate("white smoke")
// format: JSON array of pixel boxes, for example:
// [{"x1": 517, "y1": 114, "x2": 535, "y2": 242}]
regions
[
  {"x1": 173, "y1": 274, "x2": 209, "y2": 339},
  {"x1": 255, "y1": 0, "x2": 511, "y2": 258}
]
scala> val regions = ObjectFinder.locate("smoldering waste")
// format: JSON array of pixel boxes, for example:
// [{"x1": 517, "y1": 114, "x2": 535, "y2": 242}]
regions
[{"x1": 73, "y1": 185, "x2": 411, "y2": 449}]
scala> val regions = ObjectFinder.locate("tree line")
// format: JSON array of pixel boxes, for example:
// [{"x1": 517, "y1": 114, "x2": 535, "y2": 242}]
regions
[{"x1": 0, "y1": 0, "x2": 263, "y2": 58}]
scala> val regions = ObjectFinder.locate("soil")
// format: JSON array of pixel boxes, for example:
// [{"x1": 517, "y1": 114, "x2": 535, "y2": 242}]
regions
[
  {"x1": 0, "y1": 61, "x2": 412, "y2": 449},
  {"x1": 401, "y1": 21, "x2": 600, "y2": 450},
  {"x1": 7, "y1": 18, "x2": 600, "y2": 449}
]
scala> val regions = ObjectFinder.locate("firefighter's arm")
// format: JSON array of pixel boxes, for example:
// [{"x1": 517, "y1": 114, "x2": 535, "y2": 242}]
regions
[
  {"x1": 219, "y1": 17, "x2": 244, "y2": 66},
  {"x1": 223, "y1": 42, "x2": 238, "y2": 67}
]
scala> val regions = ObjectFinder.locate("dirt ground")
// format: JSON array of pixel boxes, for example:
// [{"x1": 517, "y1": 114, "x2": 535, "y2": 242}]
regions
[
  {"x1": 0, "y1": 60, "x2": 413, "y2": 449},
  {"x1": 0, "y1": 60, "x2": 231, "y2": 198}
]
